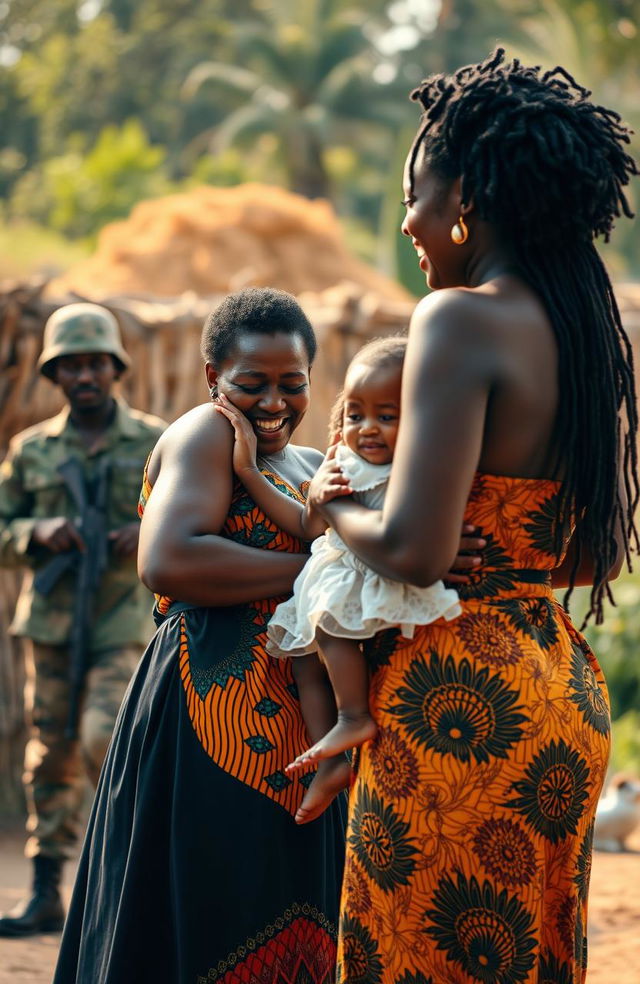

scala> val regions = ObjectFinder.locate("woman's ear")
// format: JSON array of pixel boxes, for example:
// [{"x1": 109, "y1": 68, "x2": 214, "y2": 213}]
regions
[
  {"x1": 204, "y1": 363, "x2": 218, "y2": 390},
  {"x1": 204, "y1": 363, "x2": 219, "y2": 401},
  {"x1": 449, "y1": 177, "x2": 475, "y2": 217}
]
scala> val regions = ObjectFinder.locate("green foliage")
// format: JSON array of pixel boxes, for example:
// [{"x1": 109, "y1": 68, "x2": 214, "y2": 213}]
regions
[
  {"x1": 0, "y1": 0, "x2": 637, "y2": 271},
  {"x1": 0, "y1": 220, "x2": 90, "y2": 280},
  {"x1": 609, "y1": 709, "x2": 640, "y2": 775},
  {"x1": 186, "y1": 147, "x2": 258, "y2": 189},
  {"x1": 11, "y1": 13, "x2": 128, "y2": 160},
  {"x1": 9, "y1": 120, "x2": 172, "y2": 239},
  {"x1": 575, "y1": 572, "x2": 640, "y2": 721}
]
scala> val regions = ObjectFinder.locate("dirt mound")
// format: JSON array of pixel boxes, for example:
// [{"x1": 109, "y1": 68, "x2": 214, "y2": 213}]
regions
[{"x1": 47, "y1": 184, "x2": 411, "y2": 302}]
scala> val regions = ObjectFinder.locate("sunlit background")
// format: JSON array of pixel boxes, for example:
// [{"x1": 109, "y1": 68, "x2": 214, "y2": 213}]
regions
[
  {"x1": 8, "y1": 0, "x2": 637, "y2": 764},
  {"x1": 0, "y1": 0, "x2": 637, "y2": 291},
  {"x1": 0, "y1": 3, "x2": 639, "y2": 978},
  {"x1": 0, "y1": 0, "x2": 638, "y2": 776}
]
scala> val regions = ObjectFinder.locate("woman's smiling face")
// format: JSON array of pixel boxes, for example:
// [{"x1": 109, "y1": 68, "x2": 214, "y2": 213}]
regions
[
  {"x1": 401, "y1": 146, "x2": 467, "y2": 290},
  {"x1": 210, "y1": 331, "x2": 311, "y2": 454}
]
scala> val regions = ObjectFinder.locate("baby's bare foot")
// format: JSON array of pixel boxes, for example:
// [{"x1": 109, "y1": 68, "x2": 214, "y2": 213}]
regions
[
  {"x1": 286, "y1": 713, "x2": 377, "y2": 774},
  {"x1": 295, "y1": 757, "x2": 352, "y2": 825}
]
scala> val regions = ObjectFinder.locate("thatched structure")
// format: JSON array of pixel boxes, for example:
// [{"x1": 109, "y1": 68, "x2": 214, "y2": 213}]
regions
[{"x1": 0, "y1": 279, "x2": 414, "y2": 451}]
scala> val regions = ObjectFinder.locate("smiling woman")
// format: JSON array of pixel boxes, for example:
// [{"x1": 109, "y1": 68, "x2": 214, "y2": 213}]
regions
[
  {"x1": 316, "y1": 50, "x2": 640, "y2": 984},
  {"x1": 200, "y1": 289, "x2": 317, "y2": 452},
  {"x1": 207, "y1": 333, "x2": 311, "y2": 447},
  {"x1": 52, "y1": 288, "x2": 346, "y2": 984}
]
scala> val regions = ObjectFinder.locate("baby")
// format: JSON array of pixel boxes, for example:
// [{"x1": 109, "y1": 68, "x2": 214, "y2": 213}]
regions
[{"x1": 216, "y1": 336, "x2": 460, "y2": 820}]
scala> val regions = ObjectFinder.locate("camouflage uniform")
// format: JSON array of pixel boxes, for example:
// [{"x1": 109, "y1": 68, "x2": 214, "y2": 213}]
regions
[{"x1": 0, "y1": 316, "x2": 166, "y2": 863}]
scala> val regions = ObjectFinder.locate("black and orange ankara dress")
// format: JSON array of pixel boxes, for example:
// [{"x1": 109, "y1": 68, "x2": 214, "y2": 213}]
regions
[
  {"x1": 337, "y1": 473, "x2": 610, "y2": 984},
  {"x1": 53, "y1": 448, "x2": 345, "y2": 984}
]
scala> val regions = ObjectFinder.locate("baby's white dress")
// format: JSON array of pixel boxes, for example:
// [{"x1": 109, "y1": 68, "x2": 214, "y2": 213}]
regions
[{"x1": 266, "y1": 444, "x2": 461, "y2": 658}]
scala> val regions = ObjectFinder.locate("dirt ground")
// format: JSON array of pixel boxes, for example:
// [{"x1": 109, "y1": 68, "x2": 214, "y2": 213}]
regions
[{"x1": 0, "y1": 825, "x2": 638, "y2": 983}]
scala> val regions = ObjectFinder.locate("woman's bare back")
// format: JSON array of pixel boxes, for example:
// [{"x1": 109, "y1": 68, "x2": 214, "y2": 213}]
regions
[{"x1": 460, "y1": 274, "x2": 561, "y2": 480}]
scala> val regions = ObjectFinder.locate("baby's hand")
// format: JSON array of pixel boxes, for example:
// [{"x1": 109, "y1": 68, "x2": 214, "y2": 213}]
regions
[
  {"x1": 307, "y1": 444, "x2": 352, "y2": 511},
  {"x1": 213, "y1": 393, "x2": 258, "y2": 476}
]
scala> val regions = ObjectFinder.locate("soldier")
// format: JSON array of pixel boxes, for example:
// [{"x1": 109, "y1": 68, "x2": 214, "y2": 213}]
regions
[{"x1": 0, "y1": 303, "x2": 166, "y2": 937}]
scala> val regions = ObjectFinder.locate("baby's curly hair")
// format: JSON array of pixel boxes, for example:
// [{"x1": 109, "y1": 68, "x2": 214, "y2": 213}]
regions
[
  {"x1": 408, "y1": 48, "x2": 639, "y2": 622},
  {"x1": 328, "y1": 335, "x2": 407, "y2": 443}
]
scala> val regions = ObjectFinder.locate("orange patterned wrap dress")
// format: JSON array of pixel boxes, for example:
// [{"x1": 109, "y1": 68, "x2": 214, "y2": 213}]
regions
[{"x1": 337, "y1": 473, "x2": 610, "y2": 984}]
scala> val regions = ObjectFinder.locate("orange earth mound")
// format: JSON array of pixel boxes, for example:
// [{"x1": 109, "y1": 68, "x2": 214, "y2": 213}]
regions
[{"x1": 47, "y1": 184, "x2": 411, "y2": 302}]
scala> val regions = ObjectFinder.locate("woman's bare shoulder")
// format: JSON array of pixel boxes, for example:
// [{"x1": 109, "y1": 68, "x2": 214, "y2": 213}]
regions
[
  {"x1": 147, "y1": 403, "x2": 233, "y2": 482},
  {"x1": 407, "y1": 289, "x2": 505, "y2": 386},
  {"x1": 413, "y1": 285, "x2": 505, "y2": 333},
  {"x1": 410, "y1": 280, "x2": 547, "y2": 374}
]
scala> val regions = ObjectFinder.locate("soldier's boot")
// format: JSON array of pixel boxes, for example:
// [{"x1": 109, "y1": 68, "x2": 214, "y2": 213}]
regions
[{"x1": 0, "y1": 856, "x2": 65, "y2": 937}]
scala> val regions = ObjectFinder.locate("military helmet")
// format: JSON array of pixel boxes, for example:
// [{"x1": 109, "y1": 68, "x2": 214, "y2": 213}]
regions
[{"x1": 38, "y1": 303, "x2": 132, "y2": 380}]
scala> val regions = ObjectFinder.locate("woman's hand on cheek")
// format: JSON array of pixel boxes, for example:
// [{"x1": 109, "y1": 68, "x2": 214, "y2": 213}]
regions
[
  {"x1": 307, "y1": 444, "x2": 353, "y2": 514},
  {"x1": 446, "y1": 524, "x2": 486, "y2": 583},
  {"x1": 213, "y1": 394, "x2": 258, "y2": 477}
]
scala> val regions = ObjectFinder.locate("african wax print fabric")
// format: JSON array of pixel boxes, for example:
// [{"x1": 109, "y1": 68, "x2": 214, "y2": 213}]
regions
[
  {"x1": 53, "y1": 466, "x2": 345, "y2": 984},
  {"x1": 337, "y1": 473, "x2": 609, "y2": 984}
]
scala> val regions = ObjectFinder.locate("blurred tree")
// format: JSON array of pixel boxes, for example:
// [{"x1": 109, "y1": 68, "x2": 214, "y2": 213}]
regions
[
  {"x1": 9, "y1": 119, "x2": 172, "y2": 238},
  {"x1": 0, "y1": 0, "x2": 251, "y2": 176},
  {"x1": 0, "y1": 74, "x2": 34, "y2": 199},
  {"x1": 181, "y1": 0, "x2": 409, "y2": 199},
  {"x1": 0, "y1": 0, "x2": 637, "y2": 276},
  {"x1": 13, "y1": 13, "x2": 124, "y2": 159}
]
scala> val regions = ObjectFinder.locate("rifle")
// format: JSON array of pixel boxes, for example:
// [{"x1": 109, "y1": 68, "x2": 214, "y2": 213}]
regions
[{"x1": 33, "y1": 457, "x2": 110, "y2": 739}]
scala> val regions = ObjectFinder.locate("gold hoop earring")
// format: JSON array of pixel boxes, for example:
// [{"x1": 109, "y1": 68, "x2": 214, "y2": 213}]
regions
[{"x1": 451, "y1": 216, "x2": 469, "y2": 245}]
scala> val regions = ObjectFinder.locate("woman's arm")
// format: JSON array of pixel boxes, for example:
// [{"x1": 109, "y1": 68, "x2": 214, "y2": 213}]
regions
[
  {"x1": 236, "y1": 465, "x2": 316, "y2": 540},
  {"x1": 317, "y1": 291, "x2": 497, "y2": 585},
  {"x1": 138, "y1": 406, "x2": 306, "y2": 606}
]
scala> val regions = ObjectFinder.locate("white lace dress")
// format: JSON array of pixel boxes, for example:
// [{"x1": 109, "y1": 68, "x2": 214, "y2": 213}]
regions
[{"x1": 266, "y1": 444, "x2": 461, "y2": 658}]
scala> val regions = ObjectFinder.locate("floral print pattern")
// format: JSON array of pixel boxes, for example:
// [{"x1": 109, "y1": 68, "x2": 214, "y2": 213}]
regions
[
  {"x1": 338, "y1": 473, "x2": 610, "y2": 984},
  {"x1": 424, "y1": 872, "x2": 537, "y2": 984},
  {"x1": 472, "y1": 818, "x2": 537, "y2": 889},
  {"x1": 390, "y1": 652, "x2": 528, "y2": 764}
]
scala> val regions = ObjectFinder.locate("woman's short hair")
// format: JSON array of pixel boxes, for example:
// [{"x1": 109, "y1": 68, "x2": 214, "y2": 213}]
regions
[{"x1": 201, "y1": 287, "x2": 317, "y2": 367}]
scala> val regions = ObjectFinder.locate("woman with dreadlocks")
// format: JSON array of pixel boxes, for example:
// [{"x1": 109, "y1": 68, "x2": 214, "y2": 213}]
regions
[{"x1": 308, "y1": 49, "x2": 639, "y2": 984}]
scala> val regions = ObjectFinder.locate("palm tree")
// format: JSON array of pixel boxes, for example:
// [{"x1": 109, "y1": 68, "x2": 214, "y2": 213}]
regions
[{"x1": 181, "y1": 0, "x2": 406, "y2": 199}]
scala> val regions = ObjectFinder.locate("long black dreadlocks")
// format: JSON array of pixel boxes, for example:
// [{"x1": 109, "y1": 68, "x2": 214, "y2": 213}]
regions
[{"x1": 408, "y1": 48, "x2": 639, "y2": 623}]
